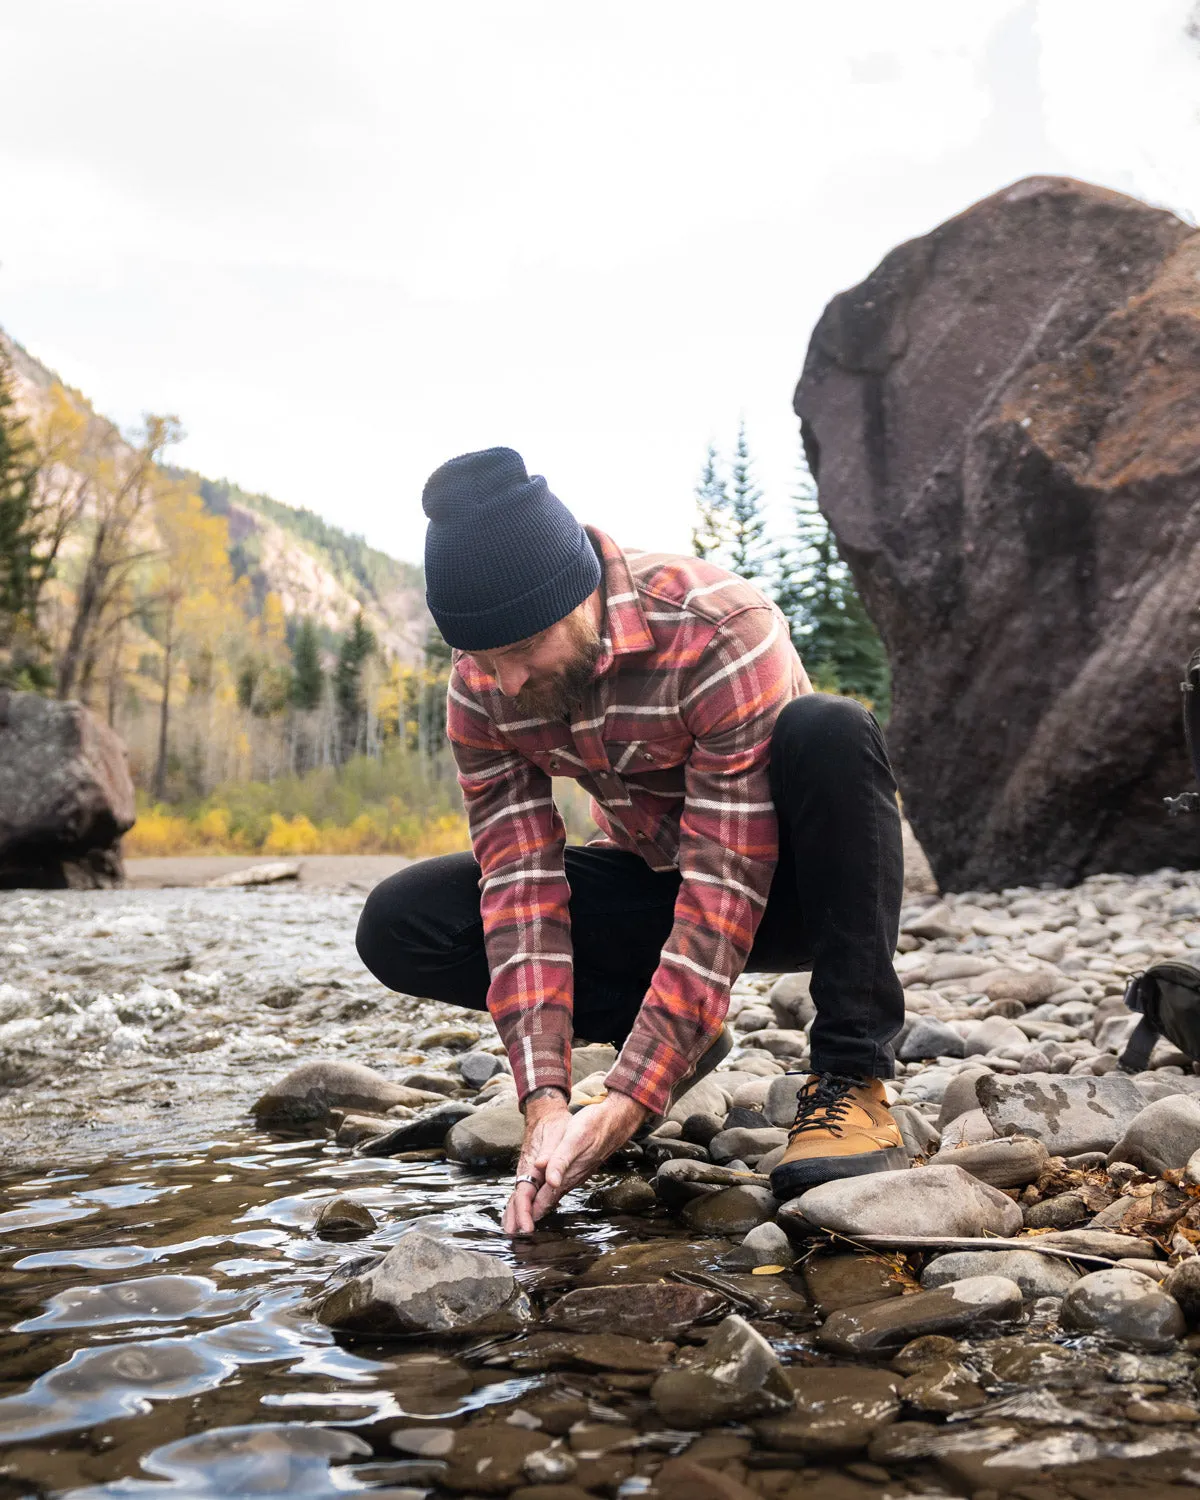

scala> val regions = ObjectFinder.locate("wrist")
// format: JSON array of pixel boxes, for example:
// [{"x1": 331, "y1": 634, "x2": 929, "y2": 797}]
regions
[
  {"x1": 602, "y1": 1089, "x2": 650, "y2": 1127},
  {"x1": 523, "y1": 1085, "x2": 569, "y2": 1117}
]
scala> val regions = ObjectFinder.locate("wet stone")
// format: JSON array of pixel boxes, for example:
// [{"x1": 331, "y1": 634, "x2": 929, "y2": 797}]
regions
[
  {"x1": 652, "y1": 1159, "x2": 768, "y2": 1211},
  {"x1": 591, "y1": 1176, "x2": 657, "y2": 1215},
  {"x1": 333, "y1": 1111, "x2": 396, "y2": 1146},
  {"x1": 680, "y1": 1111, "x2": 725, "y2": 1147},
  {"x1": 731, "y1": 1220, "x2": 794, "y2": 1268},
  {"x1": 681, "y1": 1184, "x2": 778, "y2": 1236},
  {"x1": 543, "y1": 1282, "x2": 725, "y2": 1340},
  {"x1": 817, "y1": 1275, "x2": 1024, "y2": 1356},
  {"x1": 754, "y1": 1367, "x2": 902, "y2": 1455},
  {"x1": 650, "y1": 1313, "x2": 792, "y2": 1426},
  {"x1": 577, "y1": 1238, "x2": 727, "y2": 1286},
  {"x1": 445, "y1": 1104, "x2": 526, "y2": 1168},
  {"x1": 440, "y1": 1425, "x2": 551, "y2": 1494},
  {"x1": 355, "y1": 1100, "x2": 476, "y2": 1156},
  {"x1": 890, "y1": 1334, "x2": 962, "y2": 1374},
  {"x1": 898, "y1": 1357, "x2": 986, "y2": 1413},
  {"x1": 496, "y1": 1331, "x2": 673, "y2": 1372},
  {"x1": 310, "y1": 1226, "x2": 527, "y2": 1335},
  {"x1": 413, "y1": 1023, "x2": 479, "y2": 1051},
  {"x1": 312, "y1": 1194, "x2": 377, "y2": 1240},
  {"x1": 1060, "y1": 1268, "x2": 1186, "y2": 1349},
  {"x1": 802, "y1": 1253, "x2": 908, "y2": 1316},
  {"x1": 251, "y1": 1059, "x2": 437, "y2": 1129}
]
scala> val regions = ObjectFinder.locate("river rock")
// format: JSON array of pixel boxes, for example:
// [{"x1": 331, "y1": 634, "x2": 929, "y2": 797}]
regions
[
  {"x1": 898, "y1": 1359, "x2": 987, "y2": 1414},
  {"x1": 936, "y1": 1067, "x2": 989, "y2": 1129},
  {"x1": 666, "y1": 1074, "x2": 729, "y2": 1127},
  {"x1": 708, "y1": 1126, "x2": 787, "y2": 1166},
  {"x1": 754, "y1": 1367, "x2": 901, "y2": 1455},
  {"x1": 593, "y1": 1176, "x2": 658, "y2": 1215},
  {"x1": 1060, "y1": 1268, "x2": 1186, "y2": 1349},
  {"x1": 355, "y1": 1100, "x2": 476, "y2": 1155},
  {"x1": 310, "y1": 1227, "x2": 527, "y2": 1335},
  {"x1": 252, "y1": 1060, "x2": 440, "y2": 1129},
  {"x1": 442, "y1": 1426, "x2": 552, "y2": 1493},
  {"x1": 795, "y1": 175, "x2": 1200, "y2": 889},
  {"x1": 979, "y1": 968, "x2": 1064, "y2": 1008},
  {"x1": 681, "y1": 1185, "x2": 778, "y2": 1236},
  {"x1": 767, "y1": 973, "x2": 814, "y2": 1029},
  {"x1": 783, "y1": 1164, "x2": 1022, "y2": 1239},
  {"x1": 571, "y1": 1043, "x2": 617, "y2": 1082},
  {"x1": 900, "y1": 1018, "x2": 965, "y2": 1061},
  {"x1": 931, "y1": 1136, "x2": 1049, "y2": 1187},
  {"x1": 892, "y1": 1104, "x2": 941, "y2": 1159},
  {"x1": 0, "y1": 690, "x2": 136, "y2": 888},
  {"x1": 818, "y1": 1276, "x2": 1024, "y2": 1355},
  {"x1": 445, "y1": 1104, "x2": 525, "y2": 1167},
  {"x1": 764, "y1": 1073, "x2": 806, "y2": 1129},
  {"x1": 976, "y1": 1071, "x2": 1145, "y2": 1156},
  {"x1": 803, "y1": 1253, "x2": 907, "y2": 1315},
  {"x1": 921, "y1": 1248, "x2": 1080, "y2": 1299},
  {"x1": 544, "y1": 1282, "x2": 725, "y2": 1340},
  {"x1": 313, "y1": 1195, "x2": 377, "y2": 1240},
  {"x1": 652, "y1": 1159, "x2": 769, "y2": 1211},
  {"x1": 964, "y1": 1016, "x2": 1030, "y2": 1057},
  {"x1": 460, "y1": 1050, "x2": 507, "y2": 1088},
  {"x1": 1107, "y1": 1095, "x2": 1200, "y2": 1176},
  {"x1": 739, "y1": 1029, "x2": 809, "y2": 1061},
  {"x1": 736, "y1": 1221, "x2": 794, "y2": 1268},
  {"x1": 1162, "y1": 1259, "x2": 1200, "y2": 1329},
  {"x1": 650, "y1": 1314, "x2": 792, "y2": 1425}
]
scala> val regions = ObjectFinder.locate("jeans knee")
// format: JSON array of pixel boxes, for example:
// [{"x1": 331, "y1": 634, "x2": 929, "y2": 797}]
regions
[{"x1": 772, "y1": 693, "x2": 876, "y2": 761}]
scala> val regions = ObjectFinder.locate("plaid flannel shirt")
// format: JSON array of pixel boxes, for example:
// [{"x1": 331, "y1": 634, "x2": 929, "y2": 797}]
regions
[{"x1": 447, "y1": 528, "x2": 807, "y2": 1115}]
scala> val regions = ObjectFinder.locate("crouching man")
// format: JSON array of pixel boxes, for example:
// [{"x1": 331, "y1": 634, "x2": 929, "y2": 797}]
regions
[{"x1": 356, "y1": 447, "x2": 907, "y2": 1234}]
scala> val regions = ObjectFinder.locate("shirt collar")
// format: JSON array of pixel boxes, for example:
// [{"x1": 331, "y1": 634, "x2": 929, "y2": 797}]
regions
[{"x1": 587, "y1": 526, "x2": 655, "y2": 661}]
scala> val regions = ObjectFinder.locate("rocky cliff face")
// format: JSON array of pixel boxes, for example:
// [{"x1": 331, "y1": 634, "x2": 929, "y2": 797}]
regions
[{"x1": 795, "y1": 176, "x2": 1200, "y2": 890}]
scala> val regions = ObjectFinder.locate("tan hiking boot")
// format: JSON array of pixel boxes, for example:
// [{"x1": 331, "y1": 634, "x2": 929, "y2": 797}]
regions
[{"x1": 769, "y1": 1073, "x2": 908, "y2": 1198}]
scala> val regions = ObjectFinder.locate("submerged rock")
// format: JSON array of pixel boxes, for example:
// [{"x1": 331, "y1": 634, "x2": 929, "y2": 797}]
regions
[
  {"x1": 445, "y1": 1104, "x2": 525, "y2": 1167},
  {"x1": 754, "y1": 1367, "x2": 902, "y2": 1455},
  {"x1": 355, "y1": 1100, "x2": 476, "y2": 1156},
  {"x1": 544, "y1": 1282, "x2": 725, "y2": 1340},
  {"x1": 681, "y1": 1185, "x2": 778, "y2": 1236},
  {"x1": 650, "y1": 1314, "x2": 792, "y2": 1425},
  {"x1": 312, "y1": 1195, "x2": 377, "y2": 1240},
  {"x1": 309, "y1": 1227, "x2": 527, "y2": 1335}
]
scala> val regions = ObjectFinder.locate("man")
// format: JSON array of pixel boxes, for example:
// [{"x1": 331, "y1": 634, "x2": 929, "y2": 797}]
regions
[{"x1": 356, "y1": 447, "x2": 907, "y2": 1235}]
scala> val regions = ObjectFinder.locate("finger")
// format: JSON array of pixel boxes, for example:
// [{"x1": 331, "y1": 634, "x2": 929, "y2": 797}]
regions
[
  {"x1": 504, "y1": 1181, "x2": 537, "y2": 1236},
  {"x1": 532, "y1": 1180, "x2": 562, "y2": 1221}
]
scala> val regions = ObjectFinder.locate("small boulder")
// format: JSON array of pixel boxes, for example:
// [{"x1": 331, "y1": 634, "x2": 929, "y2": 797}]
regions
[
  {"x1": 764, "y1": 1073, "x2": 807, "y2": 1129},
  {"x1": 708, "y1": 1126, "x2": 787, "y2": 1167},
  {"x1": 666, "y1": 1074, "x2": 729, "y2": 1127},
  {"x1": 1060, "y1": 1269, "x2": 1186, "y2": 1349},
  {"x1": 931, "y1": 1136, "x2": 1049, "y2": 1188},
  {"x1": 650, "y1": 1314, "x2": 792, "y2": 1425},
  {"x1": 460, "y1": 1050, "x2": 507, "y2": 1088},
  {"x1": 900, "y1": 1018, "x2": 966, "y2": 1061},
  {"x1": 936, "y1": 1067, "x2": 989, "y2": 1129},
  {"x1": 355, "y1": 1101, "x2": 476, "y2": 1156},
  {"x1": 783, "y1": 1164, "x2": 1022, "y2": 1240},
  {"x1": 767, "y1": 973, "x2": 814, "y2": 1030},
  {"x1": 545, "y1": 1282, "x2": 725, "y2": 1340},
  {"x1": 681, "y1": 1185, "x2": 778, "y2": 1237},
  {"x1": 921, "y1": 1249, "x2": 1079, "y2": 1299},
  {"x1": 817, "y1": 1276, "x2": 1024, "y2": 1355},
  {"x1": 652, "y1": 1159, "x2": 769, "y2": 1211},
  {"x1": 755, "y1": 1367, "x2": 902, "y2": 1455},
  {"x1": 740, "y1": 1030, "x2": 809, "y2": 1061},
  {"x1": 445, "y1": 1104, "x2": 525, "y2": 1168},
  {"x1": 571, "y1": 1043, "x2": 618, "y2": 1082},
  {"x1": 310, "y1": 1227, "x2": 526, "y2": 1334},
  {"x1": 892, "y1": 1104, "x2": 941, "y2": 1160},
  {"x1": 313, "y1": 1196, "x2": 377, "y2": 1240},
  {"x1": 1162, "y1": 1258, "x2": 1200, "y2": 1329},
  {"x1": 1107, "y1": 1095, "x2": 1200, "y2": 1177},
  {"x1": 252, "y1": 1060, "x2": 436, "y2": 1130},
  {"x1": 976, "y1": 1072, "x2": 1146, "y2": 1156}
]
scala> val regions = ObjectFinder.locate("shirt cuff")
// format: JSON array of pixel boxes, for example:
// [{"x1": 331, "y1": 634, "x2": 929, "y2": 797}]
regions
[{"x1": 604, "y1": 1040, "x2": 694, "y2": 1117}]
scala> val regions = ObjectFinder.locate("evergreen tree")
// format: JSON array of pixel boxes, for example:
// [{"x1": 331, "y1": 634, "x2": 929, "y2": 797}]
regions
[
  {"x1": 691, "y1": 443, "x2": 729, "y2": 562},
  {"x1": 289, "y1": 617, "x2": 323, "y2": 711},
  {"x1": 724, "y1": 419, "x2": 770, "y2": 589},
  {"x1": 774, "y1": 453, "x2": 890, "y2": 713},
  {"x1": 334, "y1": 612, "x2": 377, "y2": 761},
  {"x1": 0, "y1": 355, "x2": 42, "y2": 685}
]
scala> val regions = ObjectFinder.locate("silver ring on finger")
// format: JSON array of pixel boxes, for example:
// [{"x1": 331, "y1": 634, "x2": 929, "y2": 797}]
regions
[{"x1": 514, "y1": 1174, "x2": 539, "y2": 1187}]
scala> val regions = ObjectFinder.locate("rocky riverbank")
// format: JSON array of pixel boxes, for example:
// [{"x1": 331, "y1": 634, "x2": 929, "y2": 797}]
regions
[{"x1": 8, "y1": 868, "x2": 1200, "y2": 1496}]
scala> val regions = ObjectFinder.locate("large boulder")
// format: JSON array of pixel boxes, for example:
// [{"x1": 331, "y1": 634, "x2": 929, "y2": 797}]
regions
[
  {"x1": 794, "y1": 176, "x2": 1200, "y2": 889},
  {"x1": 0, "y1": 690, "x2": 135, "y2": 888}
]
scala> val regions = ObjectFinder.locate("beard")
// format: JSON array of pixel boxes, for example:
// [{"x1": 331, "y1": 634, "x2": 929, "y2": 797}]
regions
[{"x1": 513, "y1": 609, "x2": 603, "y2": 720}]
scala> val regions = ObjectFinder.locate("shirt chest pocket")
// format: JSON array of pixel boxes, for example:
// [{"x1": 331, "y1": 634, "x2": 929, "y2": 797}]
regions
[{"x1": 609, "y1": 735, "x2": 693, "y2": 776}]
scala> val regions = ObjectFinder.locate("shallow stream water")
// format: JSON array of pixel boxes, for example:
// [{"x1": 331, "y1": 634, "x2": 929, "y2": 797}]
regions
[{"x1": 7, "y1": 885, "x2": 1200, "y2": 1500}]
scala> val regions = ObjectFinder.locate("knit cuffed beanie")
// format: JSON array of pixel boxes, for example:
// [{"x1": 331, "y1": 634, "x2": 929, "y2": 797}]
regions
[{"x1": 422, "y1": 447, "x2": 601, "y2": 651}]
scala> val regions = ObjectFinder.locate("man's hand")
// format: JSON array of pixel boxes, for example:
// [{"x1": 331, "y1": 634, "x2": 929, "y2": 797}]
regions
[
  {"x1": 530, "y1": 1091, "x2": 649, "y2": 1221},
  {"x1": 502, "y1": 1088, "x2": 571, "y2": 1235}
]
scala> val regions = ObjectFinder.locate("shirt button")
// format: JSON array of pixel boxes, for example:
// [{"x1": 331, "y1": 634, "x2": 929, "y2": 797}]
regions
[{"x1": 642, "y1": 751, "x2": 653, "y2": 761}]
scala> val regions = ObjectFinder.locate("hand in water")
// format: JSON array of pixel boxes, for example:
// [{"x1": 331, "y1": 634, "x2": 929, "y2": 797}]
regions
[{"x1": 502, "y1": 1089, "x2": 571, "y2": 1235}]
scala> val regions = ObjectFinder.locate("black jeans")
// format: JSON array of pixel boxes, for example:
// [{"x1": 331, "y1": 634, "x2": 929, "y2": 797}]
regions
[{"x1": 356, "y1": 694, "x2": 905, "y2": 1079}]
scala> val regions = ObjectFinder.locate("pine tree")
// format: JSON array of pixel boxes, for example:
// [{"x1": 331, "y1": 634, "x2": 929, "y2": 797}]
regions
[
  {"x1": 289, "y1": 618, "x2": 323, "y2": 711},
  {"x1": 334, "y1": 613, "x2": 377, "y2": 761},
  {"x1": 0, "y1": 354, "x2": 42, "y2": 685},
  {"x1": 691, "y1": 443, "x2": 729, "y2": 562},
  {"x1": 774, "y1": 453, "x2": 890, "y2": 713},
  {"x1": 724, "y1": 419, "x2": 770, "y2": 588}
]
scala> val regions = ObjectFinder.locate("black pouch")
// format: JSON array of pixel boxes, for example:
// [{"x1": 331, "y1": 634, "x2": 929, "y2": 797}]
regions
[{"x1": 1119, "y1": 960, "x2": 1200, "y2": 1071}]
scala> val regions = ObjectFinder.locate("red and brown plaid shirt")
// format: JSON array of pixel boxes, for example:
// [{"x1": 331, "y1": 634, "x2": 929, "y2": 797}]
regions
[{"x1": 447, "y1": 527, "x2": 808, "y2": 1115}]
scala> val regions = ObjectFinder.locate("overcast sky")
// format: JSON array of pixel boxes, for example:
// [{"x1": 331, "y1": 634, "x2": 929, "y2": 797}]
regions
[{"x1": 2, "y1": 0, "x2": 1198, "y2": 565}]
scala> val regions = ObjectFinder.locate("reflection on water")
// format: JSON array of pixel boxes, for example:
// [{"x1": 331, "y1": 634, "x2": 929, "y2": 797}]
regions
[{"x1": 0, "y1": 1130, "x2": 571, "y2": 1497}]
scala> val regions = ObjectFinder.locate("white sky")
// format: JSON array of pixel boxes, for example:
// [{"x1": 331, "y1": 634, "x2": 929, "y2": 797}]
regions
[{"x1": 1, "y1": 0, "x2": 1198, "y2": 566}]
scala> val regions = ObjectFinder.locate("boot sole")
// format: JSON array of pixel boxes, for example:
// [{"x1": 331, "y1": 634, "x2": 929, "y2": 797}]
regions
[{"x1": 770, "y1": 1144, "x2": 909, "y2": 1200}]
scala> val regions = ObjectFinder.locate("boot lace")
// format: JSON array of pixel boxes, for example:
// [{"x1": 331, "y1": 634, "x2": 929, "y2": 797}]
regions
[{"x1": 788, "y1": 1073, "x2": 862, "y2": 1140}]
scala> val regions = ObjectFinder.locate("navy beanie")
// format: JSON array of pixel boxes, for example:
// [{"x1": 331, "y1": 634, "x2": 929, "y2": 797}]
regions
[{"x1": 422, "y1": 447, "x2": 602, "y2": 651}]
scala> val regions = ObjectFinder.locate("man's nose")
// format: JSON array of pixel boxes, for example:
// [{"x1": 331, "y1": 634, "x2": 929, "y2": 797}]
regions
[{"x1": 495, "y1": 660, "x2": 531, "y2": 697}]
